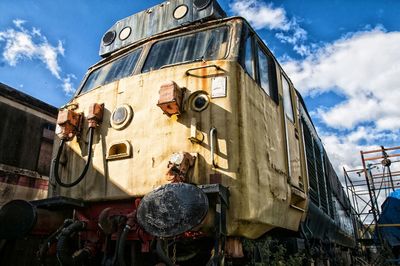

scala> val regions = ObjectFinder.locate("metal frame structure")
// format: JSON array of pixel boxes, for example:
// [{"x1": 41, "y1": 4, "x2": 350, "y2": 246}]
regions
[{"x1": 344, "y1": 146, "x2": 400, "y2": 246}]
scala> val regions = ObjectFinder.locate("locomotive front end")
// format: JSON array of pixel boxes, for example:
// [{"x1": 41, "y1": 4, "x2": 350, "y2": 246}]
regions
[
  {"x1": 48, "y1": 1, "x2": 237, "y2": 263},
  {"x1": 51, "y1": 21, "x2": 236, "y2": 221}
]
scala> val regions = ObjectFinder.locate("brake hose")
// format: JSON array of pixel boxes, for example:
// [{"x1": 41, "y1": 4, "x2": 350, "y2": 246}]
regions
[
  {"x1": 56, "y1": 220, "x2": 88, "y2": 266},
  {"x1": 52, "y1": 127, "x2": 95, "y2": 188},
  {"x1": 117, "y1": 225, "x2": 130, "y2": 266}
]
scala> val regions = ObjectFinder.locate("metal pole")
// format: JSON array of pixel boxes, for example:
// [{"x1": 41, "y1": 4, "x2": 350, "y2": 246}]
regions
[
  {"x1": 386, "y1": 165, "x2": 395, "y2": 192},
  {"x1": 361, "y1": 151, "x2": 379, "y2": 226},
  {"x1": 344, "y1": 168, "x2": 360, "y2": 241},
  {"x1": 368, "y1": 167, "x2": 381, "y2": 217}
]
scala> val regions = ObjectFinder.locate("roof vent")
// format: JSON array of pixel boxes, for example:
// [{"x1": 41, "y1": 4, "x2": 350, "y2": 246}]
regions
[{"x1": 194, "y1": 0, "x2": 211, "y2": 9}]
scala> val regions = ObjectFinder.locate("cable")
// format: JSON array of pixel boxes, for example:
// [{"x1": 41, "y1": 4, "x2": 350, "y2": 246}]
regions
[
  {"x1": 37, "y1": 220, "x2": 73, "y2": 264},
  {"x1": 52, "y1": 127, "x2": 94, "y2": 188}
]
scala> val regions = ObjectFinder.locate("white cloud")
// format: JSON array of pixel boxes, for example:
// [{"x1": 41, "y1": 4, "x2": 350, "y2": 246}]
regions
[
  {"x1": 275, "y1": 18, "x2": 308, "y2": 47},
  {"x1": 293, "y1": 44, "x2": 310, "y2": 57},
  {"x1": 13, "y1": 19, "x2": 26, "y2": 29},
  {"x1": 317, "y1": 95, "x2": 379, "y2": 129},
  {"x1": 0, "y1": 24, "x2": 65, "y2": 79},
  {"x1": 31, "y1": 27, "x2": 41, "y2": 37},
  {"x1": 320, "y1": 132, "x2": 367, "y2": 172},
  {"x1": 62, "y1": 74, "x2": 77, "y2": 95},
  {"x1": 230, "y1": 0, "x2": 308, "y2": 55},
  {"x1": 318, "y1": 127, "x2": 387, "y2": 174},
  {"x1": 283, "y1": 27, "x2": 400, "y2": 131},
  {"x1": 230, "y1": 0, "x2": 290, "y2": 31},
  {"x1": 39, "y1": 41, "x2": 65, "y2": 78},
  {"x1": 0, "y1": 19, "x2": 74, "y2": 95}
]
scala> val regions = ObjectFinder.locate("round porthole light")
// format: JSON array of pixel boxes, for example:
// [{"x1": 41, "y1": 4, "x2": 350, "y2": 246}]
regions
[
  {"x1": 102, "y1": 30, "x2": 116, "y2": 46},
  {"x1": 190, "y1": 93, "x2": 209, "y2": 112},
  {"x1": 119, "y1": 27, "x2": 131, "y2": 41},
  {"x1": 111, "y1": 104, "x2": 133, "y2": 130},
  {"x1": 173, "y1": 5, "x2": 188, "y2": 20}
]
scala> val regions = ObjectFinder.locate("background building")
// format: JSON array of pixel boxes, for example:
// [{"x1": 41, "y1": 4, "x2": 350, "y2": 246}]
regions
[{"x1": 0, "y1": 83, "x2": 57, "y2": 205}]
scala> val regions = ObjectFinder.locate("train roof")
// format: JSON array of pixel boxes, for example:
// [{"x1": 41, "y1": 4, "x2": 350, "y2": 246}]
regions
[{"x1": 99, "y1": 0, "x2": 226, "y2": 57}]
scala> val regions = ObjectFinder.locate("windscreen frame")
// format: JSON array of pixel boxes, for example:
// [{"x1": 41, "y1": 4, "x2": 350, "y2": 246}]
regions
[
  {"x1": 76, "y1": 47, "x2": 143, "y2": 96},
  {"x1": 141, "y1": 24, "x2": 231, "y2": 73}
]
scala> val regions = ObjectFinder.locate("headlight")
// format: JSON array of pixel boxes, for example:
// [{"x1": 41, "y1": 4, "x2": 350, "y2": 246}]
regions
[
  {"x1": 102, "y1": 30, "x2": 116, "y2": 46},
  {"x1": 190, "y1": 92, "x2": 210, "y2": 112},
  {"x1": 137, "y1": 183, "x2": 209, "y2": 238}
]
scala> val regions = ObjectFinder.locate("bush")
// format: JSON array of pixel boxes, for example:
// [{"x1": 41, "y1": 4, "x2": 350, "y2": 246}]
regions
[{"x1": 242, "y1": 237, "x2": 305, "y2": 266}]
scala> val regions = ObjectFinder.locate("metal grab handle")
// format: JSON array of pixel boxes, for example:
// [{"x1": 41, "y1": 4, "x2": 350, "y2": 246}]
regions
[
  {"x1": 210, "y1": 127, "x2": 217, "y2": 168},
  {"x1": 185, "y1": 64, "x2": 223, "y2": 76}
]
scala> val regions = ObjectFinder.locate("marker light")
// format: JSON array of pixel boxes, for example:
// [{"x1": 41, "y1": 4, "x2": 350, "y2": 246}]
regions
[
  {"x1": 173, "y1": 5, "x2": 188, "y2": 20},
  {"x1": 119, "y1": 27, "x2": 131, "y2": 41}
]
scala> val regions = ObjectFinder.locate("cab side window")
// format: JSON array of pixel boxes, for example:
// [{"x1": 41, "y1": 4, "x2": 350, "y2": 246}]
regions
[
  {"x1": 240, "y1": 28, "x2": 278, "y2": 104},
  {"x1": 282, "y1": 75, "x2": 295, "y2": 122},
  {"x1": 257, "y1": 46, "x2": 270, "y2": 96},
  {"x1": 244, "y1": 36, "x2": 255, "y2": 79},
  {"x1": 256, "y1": 42, "x2": 278, "y2": 103}
]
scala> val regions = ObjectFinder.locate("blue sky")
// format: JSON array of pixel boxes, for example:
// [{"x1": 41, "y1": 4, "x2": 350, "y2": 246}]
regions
[{"x1": 1, "y1": 0, "x2": 400, "y2": 173}]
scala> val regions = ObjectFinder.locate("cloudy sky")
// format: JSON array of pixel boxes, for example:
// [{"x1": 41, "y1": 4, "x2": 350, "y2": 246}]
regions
[{"x1": 1, "y1": 0, "x2": 399, "y2": 178}]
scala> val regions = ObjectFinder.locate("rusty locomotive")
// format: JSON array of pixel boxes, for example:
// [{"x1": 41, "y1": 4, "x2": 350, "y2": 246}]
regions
[{"x1": 0, "y1": 0, "x2": 356, "y2": 265}]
